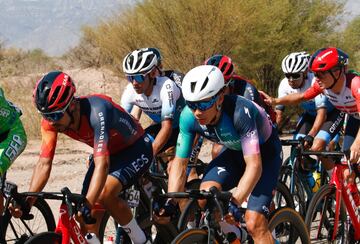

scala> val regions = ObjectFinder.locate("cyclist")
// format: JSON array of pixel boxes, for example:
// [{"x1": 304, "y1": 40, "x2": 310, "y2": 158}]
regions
[
  {"x1": 121, "y1": 48, "x2": 185, "y2": 157},
  {"x1": 263, "y1": 47, "x2": 360, "y2": 199},
  {"x1": 205, "y1": 54, "x2": 276, "y2": 159},
  {"x1": 261, "y1": 52, "x2": 345, "y2": 181},
  {"x1": 0, "y1": 88, "x2": 27, "y2": 242},
  {"x1": 14, "y1": 71, "x2": 152, "y2": 244},
  {"x1": 163, "y1": 65, "x2": 282, "y2": 243}
]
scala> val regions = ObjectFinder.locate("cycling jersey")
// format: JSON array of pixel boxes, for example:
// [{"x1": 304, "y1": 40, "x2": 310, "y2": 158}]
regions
[
  {"x1": 303, "y1": 73, "x2": 360, "y2": 120},
  {"x1": 40, "y1": 94, "x2": 144, "y2": 159},
  {"x1": 163, "y1": 70, "x2": 184, "y2": 88},
  {"x1": 176, "y1": 95, "x2": 274, "y2": 158},
  {"x1": 0, "y1": 88, "x2": 27, "y2": 175},
  {"x1": 229, "y1": 75, "x2": 276, "y2": 122},
  {"x1": 121, "y1": 76, "x2": 184, "y2": 128},
  {"x1": 276, "y1": 72, "x2": 333, "y2": 116},
  {"x1": 176, "y1": 95, "x2": 281, "y2": 216}
]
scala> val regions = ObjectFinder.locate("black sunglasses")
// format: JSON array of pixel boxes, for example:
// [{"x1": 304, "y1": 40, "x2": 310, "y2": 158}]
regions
[{"x1": 284, "y1": 73, "x2": 302, "y2": 80}]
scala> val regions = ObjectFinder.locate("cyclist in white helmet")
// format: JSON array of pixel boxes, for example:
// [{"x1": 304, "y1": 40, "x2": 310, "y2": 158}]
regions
[
  {"x1": 121, "y1": 48, "x2": 185, "y2": 157},
  {"x1": 261, "y1": 51, "x2": 345, "y2": 188},
  {"x1": 161, "y1": 65, "x2": 282, "y2": 243}
]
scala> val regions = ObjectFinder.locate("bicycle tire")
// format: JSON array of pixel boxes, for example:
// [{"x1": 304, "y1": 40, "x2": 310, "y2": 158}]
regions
[
  {"x1": 273, "y1": 181, "x2": 295, "y2": 210},
  {"x1": 279, "y1": 163, "x2": 307, "y2": 217},
  {"x1": 304, "y1": 184, "x2": 347, "y2": 243},
  {"x1": 171, "y1": 228, "x2": 220, "y2": 244},
  {"x1": 268, "y1": 207, "x2": 310, "y2": 244},
  {"x1": 24, "y1": 231, "x2": 61, "y2": 244},
  {"x1": 1, "y1": 197, "x2": 56, "y2": 244}
]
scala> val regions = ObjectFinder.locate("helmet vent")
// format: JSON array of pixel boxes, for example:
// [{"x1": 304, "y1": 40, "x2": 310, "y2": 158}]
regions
[
  {"x1": 200, "y1": 77, "x2": 209, "y2": 91},
  {"x1": 190, "y1": 81, "x2": 197, "y2": 93},
  {"x1": 49, "y1": 87, "x2": 61, "y2": 106}
]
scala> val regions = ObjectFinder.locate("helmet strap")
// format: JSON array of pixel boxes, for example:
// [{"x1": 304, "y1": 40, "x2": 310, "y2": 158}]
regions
[{"x1": 327, "y1": 68, "x2": 342, "y2": 90}]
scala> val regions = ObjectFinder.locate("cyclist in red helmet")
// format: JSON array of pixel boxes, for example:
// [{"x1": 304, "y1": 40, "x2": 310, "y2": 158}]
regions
[
  {"x1": 205, "y1": 55, "x2": 276, "y2": 158},
  {"x1": 14, "y1": 71, "x2": 153, "y2": 243},
  {"x1": 262, "y1": 47, "x2": 360, "y2": 168}
]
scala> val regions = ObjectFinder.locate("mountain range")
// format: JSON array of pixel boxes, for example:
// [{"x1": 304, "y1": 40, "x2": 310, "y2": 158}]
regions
[{"x1": 0, "y1": 0, "x2": 131, "y2": 56}]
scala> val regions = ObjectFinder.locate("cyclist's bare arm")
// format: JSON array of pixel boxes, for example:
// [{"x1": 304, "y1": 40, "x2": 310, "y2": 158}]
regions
[
  {"x1": 130, "y1": 105, "x2": 142, "y2": 120},
  {"x1": 168, "y1": 156, "x2": 189, "y2": 194},
  {"x1": 260, "y1": 91, "x2": 305, "y2": 106},
  {"x1": 232, "y1": 153, "x2": 262, "y2": 205},
  {"x1": 308, "y1": 107, "x2": 327, "y2": 138},
  {"x1": 86, "y1": 155, "x2": 109, "y2": 206},
  {"x1": 152, "y1": 119, "x2": 172, "y2": 156},
  {"x1": 350, "y1": 128, "x2": 360, "y2": 164}
]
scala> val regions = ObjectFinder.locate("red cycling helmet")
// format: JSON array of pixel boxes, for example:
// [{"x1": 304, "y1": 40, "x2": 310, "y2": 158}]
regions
[
  {"x1": 34, "y1": 71, "x2": 76, "y2": 113},
  {"x1": 309, "y1": 47, "x2": 348, "y2": 72},
  {"x1": 204, "y1": 55, "x2": 234, "y2": 83}
]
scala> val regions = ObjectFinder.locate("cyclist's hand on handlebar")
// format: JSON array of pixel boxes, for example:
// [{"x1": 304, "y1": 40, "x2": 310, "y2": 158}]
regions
[
  {"x1": 8, "y1": 196, "x2": 35, "y2": 218},
  {"x1": 350, "y1": 140, "x2": 360, "y2": 164},
  {"x1": 153, "y1": 198, "x2": 177, "y2": 224},
  {"x1": 225, "y1": 201, "x2": 242, "y2": 225},
  {"x1": 303, "y1": 135, "x2": 314, "y2": 149}
]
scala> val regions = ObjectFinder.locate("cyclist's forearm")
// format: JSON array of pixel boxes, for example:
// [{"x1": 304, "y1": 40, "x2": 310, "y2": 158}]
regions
[
  {"x1": 168, "y1": 157, "x2": 188, "y2": 194},
  {"x1": 274, "y1": 93, "x2": 304, "y2": 106},
  {"x1": 29, "y1": 157, "x2": 52, "y2": 192},
  {"x1": 152, "y1": 121, "x2": 172, "y2": 156},
  {"x1": 233, "y1": 154, "x2": 262, "y2": 204},
  {"x1": 86, "y1": 156, "x2": 109, "y2": 206},
  {"x1": 308, "y1": 108, "x2": 327, "y2": 137}
]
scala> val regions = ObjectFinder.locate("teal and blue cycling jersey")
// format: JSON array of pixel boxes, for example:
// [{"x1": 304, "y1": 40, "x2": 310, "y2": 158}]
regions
[{"x1": 176, "y1": 95, "x2": 274, "y2": 158}]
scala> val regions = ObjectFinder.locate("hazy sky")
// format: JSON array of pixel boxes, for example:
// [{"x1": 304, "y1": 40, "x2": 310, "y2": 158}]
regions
[{"x1": 0, "y1": 0, "x2": 359, "y2": 56}]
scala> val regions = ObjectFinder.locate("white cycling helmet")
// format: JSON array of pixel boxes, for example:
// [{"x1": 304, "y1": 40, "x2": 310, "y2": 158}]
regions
[
  {"x1": 281, "y1": 52, "x2": 310, "y2": 73},
  {"x1": 182, "y1": 65, "x2": 224, "y2": 102},
  {"x1": 123, "y1": 48, "x2": 158, "y2": 75}
]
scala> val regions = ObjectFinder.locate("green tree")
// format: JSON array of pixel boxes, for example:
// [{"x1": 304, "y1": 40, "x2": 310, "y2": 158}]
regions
[
  {"x1": 341, "y1": 16, "x2": 360, "y2": 71},
  {"x1": 78, "y1": 0, "x2": 345, "y2": 95}
]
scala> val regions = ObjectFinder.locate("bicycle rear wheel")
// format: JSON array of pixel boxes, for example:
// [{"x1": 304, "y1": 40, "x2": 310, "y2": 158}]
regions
[
  {"x1": 304, "y1": 184, "x2": 347, "y2": 243},
  {"x1": 171, "y1": 228, "x2": 220, "y2": 244},
  {"x1": 268, "y1": 207, "x2": 310, "y2": 244},
  {"x1": 24, "y1": 231, "x2": 61, "y2": 244},
  {"x1": 1, "y1": 198, "x2": 56, "y2": 244}
]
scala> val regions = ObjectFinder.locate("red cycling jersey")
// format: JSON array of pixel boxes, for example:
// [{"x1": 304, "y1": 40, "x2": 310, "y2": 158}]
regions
[
  {"x1": 40, "y1": 94, "x2": 144, "y2": 159},
  {"x1": 303, "y1": 73, "x2": 360, "y2": 120}
]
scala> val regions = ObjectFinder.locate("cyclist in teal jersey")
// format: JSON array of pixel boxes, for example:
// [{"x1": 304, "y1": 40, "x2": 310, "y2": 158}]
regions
[
  {"x1": 0, "y1": 87, "x2": 27, "y2": 241},
  {"x1": 159, "y1": 65, "x2": 282, "y2": 243}
]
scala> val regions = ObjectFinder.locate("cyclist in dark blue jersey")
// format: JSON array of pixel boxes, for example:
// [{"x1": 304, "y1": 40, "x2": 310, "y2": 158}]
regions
[
  {"x1": 14, "y1": 71, "x2": 151, "y2": 243},
  {"x1": 162, "y1": 65, "x2": 281, "y2": 243}
]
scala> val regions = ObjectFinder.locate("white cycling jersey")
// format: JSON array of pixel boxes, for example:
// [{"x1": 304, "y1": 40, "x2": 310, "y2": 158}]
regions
[
  {"x1": 121, "y1": 76, "x2": 183, "y2": 127},
  {"x1": 276, "y1": 72, "x2": 332, "y2": 116}
]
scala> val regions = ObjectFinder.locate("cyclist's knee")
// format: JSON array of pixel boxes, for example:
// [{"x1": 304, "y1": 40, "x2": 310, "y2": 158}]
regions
[
  {"x1": 198, "y1": 181, "x2": 221, "y2": 208},
  {"x1": 244, "y1": 211, "x2": 268, "y2": 237}
]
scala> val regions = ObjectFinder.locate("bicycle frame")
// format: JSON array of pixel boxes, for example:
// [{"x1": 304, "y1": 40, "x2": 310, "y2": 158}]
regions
[
  {"x1": 55, "y1": 202, "x2": 88, "y2": 244},
  {"x1": 330, "y1": 163, "x2": 360, "y2": 241}
]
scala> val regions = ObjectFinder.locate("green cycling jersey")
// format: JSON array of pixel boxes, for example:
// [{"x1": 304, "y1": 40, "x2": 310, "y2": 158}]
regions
[{"x1": 0, "y1": 88, "x2": 27, "y2": 175}]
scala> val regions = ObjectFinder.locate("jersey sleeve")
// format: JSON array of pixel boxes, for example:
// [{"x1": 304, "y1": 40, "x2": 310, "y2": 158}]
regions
[
  {"x1": 234, "y1": 101, "x2": 261, "y2": 156},
  {"x1": 314, "y1": 93, "x2": 330, "y2": 110},
  {"x1": 243, "y1": 83, "x2": 260, "y2": 103},
  {"x1": 39, "y1": 119, "x2": 58, "y2": 159},
  {"x1": 175, "y1": 107, "x2": 196, "y2": 158},
  {"x1": 160, "y1": 78, "x2": 180, "y2": 121},
  {"x1": 303, "y1": 81, "x2": 323, "y2": 100},
  {"x1": 89, "y1": 99, "x2": 112, "y2": 157},
  {"x1": 351, "y1": 76, "x2": 360, "y2": 113},
  {"x1": 120, "y1": 84, "x2": 134, "y2": 113}
]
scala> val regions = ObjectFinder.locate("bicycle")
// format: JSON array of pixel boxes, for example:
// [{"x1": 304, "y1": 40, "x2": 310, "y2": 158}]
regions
[
  {"x1": 160, "y1": 187, "x2": 309, "y2": 244},
  {"x1": 304, "y1": 150, "x2": 360, "y2": 243},
  {"x1": 22, "y1": 187, "x2": 102, "y2": 244},
  {"x1": 279, "y1": 138, "x2": 328, "y2": 217},
  {"x1": 0, "y1": 172, "x2": 55, "y2": 244}
]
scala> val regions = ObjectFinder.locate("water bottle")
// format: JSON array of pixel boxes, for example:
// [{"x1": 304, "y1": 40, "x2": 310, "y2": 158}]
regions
[
  {"x1": 312, "y1": 170, "x2": 321, "y2": 193},
  {"x1": 85, "y1": 233, "x2": 101, "y2": 244},
  {"x1": 305, "y1": 170, "x2": 315, "y2": 191}
]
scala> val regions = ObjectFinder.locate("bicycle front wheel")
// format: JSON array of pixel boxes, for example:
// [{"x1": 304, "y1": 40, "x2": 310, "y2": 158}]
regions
[
  {"x1": 269, "y1": 207, "x2": 310, "y2": 244},
  {"x1": 24, "y1": 231, "x2": 61, "y2": 244},
  {"x1": 172, "y1": 228, "x2": 220, "y2": 244},
  {"x1": 1, "y1": 198, "x2": 56, "y2": 244},
  {"x1": 304, "y1": 184, "x2": 347, "y2": 243}
]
